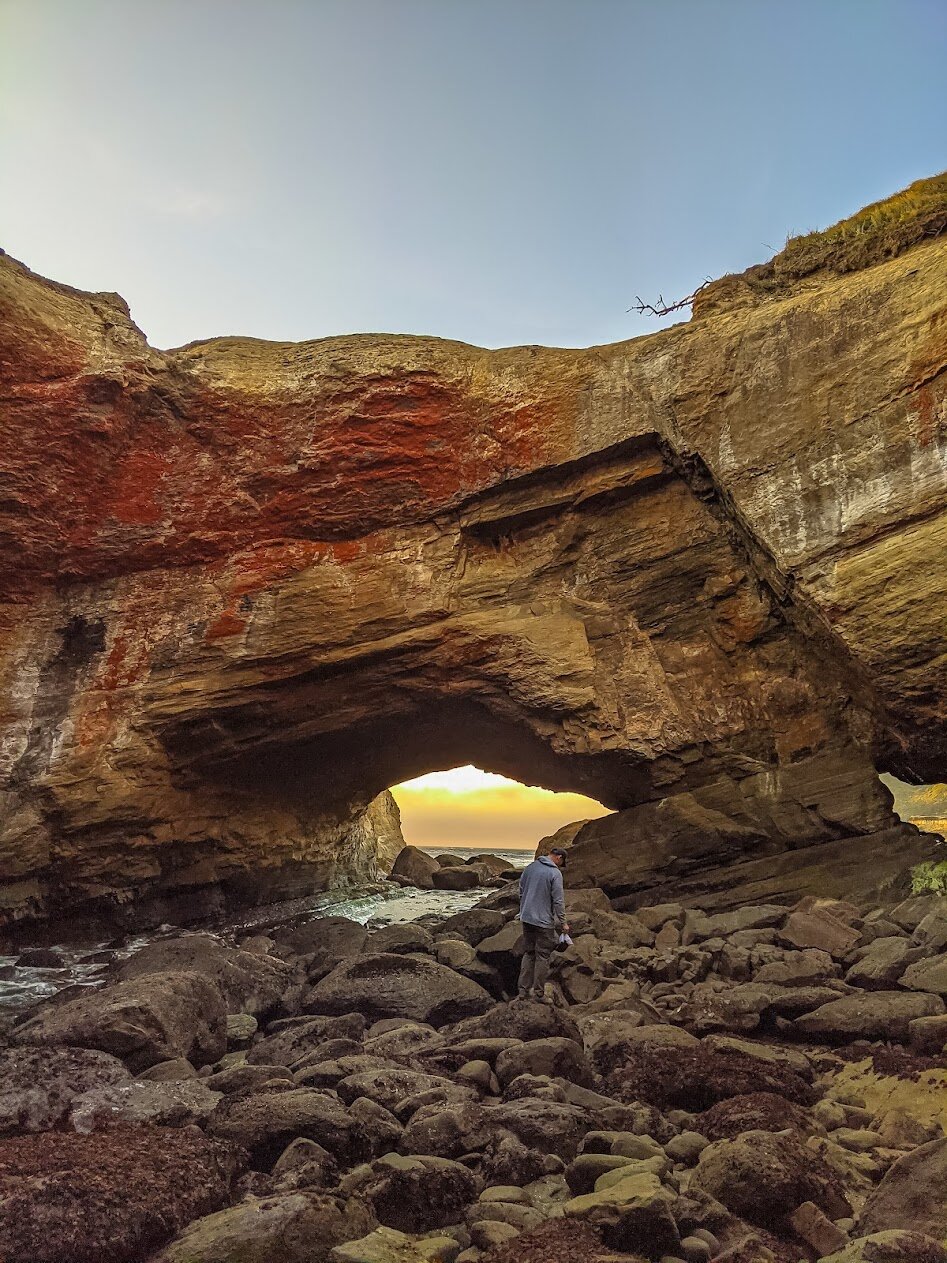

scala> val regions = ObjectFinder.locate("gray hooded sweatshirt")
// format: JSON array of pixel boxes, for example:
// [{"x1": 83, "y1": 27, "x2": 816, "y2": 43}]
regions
[{"x1": 518, "y1": 855, "x2": 566, "y2": 931}]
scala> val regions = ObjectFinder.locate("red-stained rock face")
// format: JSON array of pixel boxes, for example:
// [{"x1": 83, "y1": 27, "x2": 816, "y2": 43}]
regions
[{"x1": 1, "y1": 194, "x2": 946, "y2": 928}]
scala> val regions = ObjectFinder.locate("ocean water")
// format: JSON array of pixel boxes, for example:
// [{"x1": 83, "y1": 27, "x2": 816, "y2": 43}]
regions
[{"x1": 0, "y1": 845, "x2": 528, "y2": 1016}]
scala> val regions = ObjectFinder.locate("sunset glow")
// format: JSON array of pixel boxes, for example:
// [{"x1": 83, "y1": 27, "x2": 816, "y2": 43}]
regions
[{"x1": 391, "y1": 764, "x2": 610, "y2": 851}]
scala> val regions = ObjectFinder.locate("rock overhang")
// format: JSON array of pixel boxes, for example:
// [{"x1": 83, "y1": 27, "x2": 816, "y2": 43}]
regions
[{"x1": 1, "y1": 179, "x2": 946, "y2": 925}]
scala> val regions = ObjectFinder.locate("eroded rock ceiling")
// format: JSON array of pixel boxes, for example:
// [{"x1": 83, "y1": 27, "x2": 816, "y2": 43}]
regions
[{"x1": 1, "y1": 195, "x2": 946, "y2": 925}]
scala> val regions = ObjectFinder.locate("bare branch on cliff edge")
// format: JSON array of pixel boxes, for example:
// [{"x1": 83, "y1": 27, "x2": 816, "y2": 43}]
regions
[{"x1": 628, "y1": 278, "x2": 712, "y2": 317}]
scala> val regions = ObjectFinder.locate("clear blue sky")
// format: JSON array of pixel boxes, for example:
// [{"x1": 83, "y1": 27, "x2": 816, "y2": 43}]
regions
[{"x1": 2, "y1": 0, "x2": 945, "y2": 350}]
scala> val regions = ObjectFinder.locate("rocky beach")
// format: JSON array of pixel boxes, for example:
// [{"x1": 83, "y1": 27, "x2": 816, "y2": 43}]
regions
[{"x1": 1, "y1": 874, "x2": 947, "y2": 1263}]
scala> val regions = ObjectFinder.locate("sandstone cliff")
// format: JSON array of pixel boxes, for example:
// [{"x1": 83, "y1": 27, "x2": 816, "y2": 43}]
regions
[{"x1": 1, "y1": 177, "x2": 946, "y2": 926}]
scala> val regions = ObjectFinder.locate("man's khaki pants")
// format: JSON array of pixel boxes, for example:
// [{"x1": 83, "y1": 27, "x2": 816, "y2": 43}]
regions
[{"x1": 517, "y1": 922, "x2": 558, "y2": 998}]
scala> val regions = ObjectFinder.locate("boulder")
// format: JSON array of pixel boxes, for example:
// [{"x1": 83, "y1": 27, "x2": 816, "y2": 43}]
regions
[
  {"x1": 845, "y1": 937, "x2": 916, "y2": 990},
  {"x1": 794, "y1": 991, "x2": 945, "y2": 1042},
  {"x1": 275, "y1": 916, "x2": 368, "y2": 960},
  {"x1": 435, "y1": 908, "x2": 505, "y2": 946},
  {"x1": 602, "y1": 1038, "x2": 813, "y2": 1111},
  {"x1": 432, "y1": 867, "x2": 481, "y2": 891},
  {"x1": 446, "y1": 999, "x2": 582, "y2": 1045},
  {"x1": 340, "y1": 1153, "x2": 481, "y2": 1232},
  {"x1": 331, "y1": 1225, "x2": 459, "y2": 1263},
  {"x1": 13, "y1": 970, "x2": 227, "y2": 1071},
  {"x1": 691, "y1": 1129, "x2": 850, "y2": 1230},
  {"x1": 900, "y1": 953, "x2": 947, "y2": 997},
  {"x1": 208, "y1": 1088, "x2": 368, "y2": 1168},
  {"x1": 154, "y1": 1191, "x2": 376, "y2": 1263},
  {"x1": 907, "y1": 1013, "x2": 947, "y2": 1054},
  {"x1": 307, "y1": 954, "x2": 493, "y2": 1027},
  {"x1": 0, "y1": 1124, "x2": 238, "y2": 1263},
  {"x1": 368, "y1": 924, "x2": 435, "y2": 955},
  {"x1": 697, "y1": 1092, "x2": 821, "y2": 1141},
  {"x1": 399, "y1": 1100, "x2": 493, "y2": 1159},
  {"x1": 820, "y1": 1232, "x2": 947, "y2": 1263},
  {"x1": 249, "y1": 1014, "x2": 366, "y2": 1065},
  {"x1": 337, "y1": 1068, "x2": 473, "y2": 1113},
  {"x1": 563, "y1": 1171, "x2": 680, "y2": 1257},
  {"x1": 113, "y1": 934, "x2": 290, "y2": 1016},
  {"x1": 0, "y1": 1046, "x2": 131, "y2": 1134},
  {"x1": 495, "y1": 1038, "x2": 595, "y2": 1088},
  {"x1": 779, "y1": 905, "x2": 861, "y2": 956},
  {"x1": 68, "y1": 1078, "x2": 222, "y2": 1130},
  {"x1": 689, "y1": 906, "x2": 787, "y2": 939},
  {"x1": 391, "y1": 847, "x2": 439, "y2": 889},
  {"x1": 857, "y1": 1138, "x2": 947, "y2": 1239},
  {"x1": 488, "y1": 1099, "x2": 591, "y2": 1160}
]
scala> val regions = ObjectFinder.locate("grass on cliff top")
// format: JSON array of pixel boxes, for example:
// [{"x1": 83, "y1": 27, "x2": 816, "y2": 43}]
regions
[{"x1": 751, "y1": 171, "x2": 947, "y2": 287}]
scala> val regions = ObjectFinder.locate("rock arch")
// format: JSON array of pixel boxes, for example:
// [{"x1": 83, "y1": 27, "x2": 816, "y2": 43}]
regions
[{"x1": 1, "y1": 201, "x2": 946, "y2": 926}]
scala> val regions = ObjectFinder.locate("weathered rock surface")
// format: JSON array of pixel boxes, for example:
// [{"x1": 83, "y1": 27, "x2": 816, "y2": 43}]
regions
[
  {"x1": 2, "y1": 180, "x2": 946, "y2": 923},
  {"x1": 307, "y1": 953, "x2": 493, "y2": 1026},
  {"x1": 12, "y1": 969, "x2": 227, "y2": 1071}
]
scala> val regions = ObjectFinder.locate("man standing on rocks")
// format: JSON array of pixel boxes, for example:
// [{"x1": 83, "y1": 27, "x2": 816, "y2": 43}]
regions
[{"x1": 516, "y1": 846, "x2": 568, "y2": 1002}]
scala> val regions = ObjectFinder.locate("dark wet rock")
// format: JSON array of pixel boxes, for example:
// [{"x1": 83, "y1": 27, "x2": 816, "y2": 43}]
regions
[
  {"x1": 68, "y1": 1078, "x2": 222, "y2": 1130},
  {"x1": 446, "y1": 999, "x2": 582, "y2": 1046},
  {"x1": 306, "y1": 953, "x2": 493, "y2": 1027},
  {"x1": 0, "y1": 1045, "x2": 131, "y2": 1134},
  {"x1": 363, "y1": 1021, "x2": 444, "y2": 1058},
  {"x1": 495, "y1": 1037, "x2": 595, "y2": 1088},
  {"x1": 688, "y1": 906, "x2": 787, "y2": 940},
  {"x1": 900, "y1": 953, "x2": 947, "y2": 997},
  {"x1": 390, "y1": 846, "x2": 439, "y2": 889},
  {"x1": 207, "y1": 1062, "x2": 294, "y2": 1094},
  {"x1": 857, "y1": 1138, "x2": 947, "y2": 1239},
  {"x1": 137, "y1": 1056, "x2": 200, "y2": 1082},
  {"x1": 794, "y1": 991, "x2": 945, "y2": 1042},
  {"x1": 697, "y1": 1092, "x2": 822, "y2": 1141},
  {"x1": 433, "y1": 866, "x2": 481, "y2": 891},
  {"x1": 474, "y1": 921, "x2": 525, "y2": 984},
  {"x1": 271, "y1": 1138, "x2": 340, "y2": 1191},
  {"x1": 845, "y1": 938, "x2": 918, "y2": 990},
  {"x1": 113, "y1": 934, "x2": 290, "y2": 1017},
  {"x1": 820, "y1": 1231, "x2": 947, "y2": 1263},
  {"x1": 13, "y1": 970, "x2": 227, "y2": 1072},
  {"x1": 752, "y1": 948, "x2": 838, "y2": 986},
  {"x1": 293, "y1": 1054, "x2": 395, "y2": 1091},
  {"x1": 337, "y1": 1067, "x2": 473, "y2": 1113},
  {"x1": 399, "y1": 1099, "x2": 492, "y2": 1158},
  {"x1": 435, "y1": 907, "x2": 506, "y2": 946},
  {"x1": 488, "y1": 1098, "x2": 591, "y2": 1160},
  {"x1": 339, "y1": 1152, "x2": 481, "y2": 1232},
  {"x1": 585, "y1": 909, "x2": 655, "y2": 949},
  {"x1": 367, "y1": 923, "x2": 435, "y2": 955},
  {"x1": 778, "y1": 904, "x2": 862, "y2": 956},
  {"x1": 691, "y1": 1128, "x2": 850, "y2": 1232},
  {"x1": 890, "y1": 897, "x2": 945, "y2": 933},
  {"x1": 0, "y1": 1124, "x2": 240, "y2": 1263},
  {"x1": 154, "y1": 1190, "x2": 376, "y2": 1263},
  {"x1": 603, "y1": 1040, "x2": 814, "y2": 1111},
  {"x1": 248, "y1": 1014, "x2": 366, "y2": 1065},
  {"x1": 208, "y1": 1088, "x2": 368, "y2": 1169},
  {"x1": 275, "y1": 916, "x2": 368, "y2": 961},
  {"x1": 907, "y1": 1013, "x2": 947, "y2": 1054}
]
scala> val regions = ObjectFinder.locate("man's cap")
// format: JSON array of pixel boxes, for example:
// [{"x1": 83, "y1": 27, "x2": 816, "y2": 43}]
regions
[{"x1": 549, "y1": 847, "x2": 568, "y2": 863}]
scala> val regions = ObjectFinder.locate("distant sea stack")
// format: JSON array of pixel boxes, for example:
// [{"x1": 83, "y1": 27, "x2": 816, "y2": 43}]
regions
[{"x1": 1, "y1": 176, "x2": 946, "y2": 929}]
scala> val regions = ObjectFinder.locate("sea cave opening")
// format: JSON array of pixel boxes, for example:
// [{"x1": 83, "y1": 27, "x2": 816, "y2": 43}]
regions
[{"x1": 388, "y1": 763, "x2": 611, "y2": 862}]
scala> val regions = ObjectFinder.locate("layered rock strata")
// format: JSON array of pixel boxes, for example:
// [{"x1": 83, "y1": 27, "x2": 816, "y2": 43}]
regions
[{"x1": 1, "y1": 179, "x2": 946, "y2": 925}]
